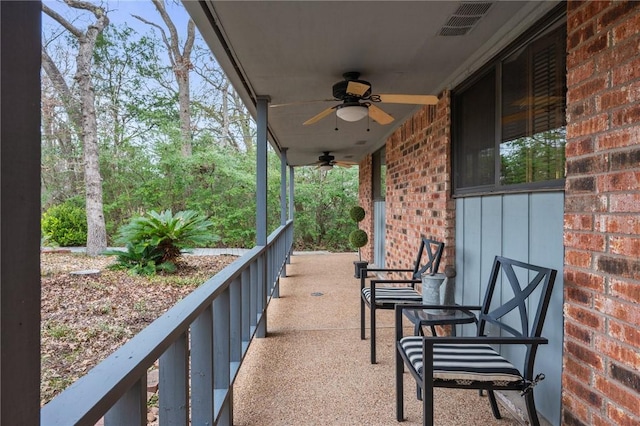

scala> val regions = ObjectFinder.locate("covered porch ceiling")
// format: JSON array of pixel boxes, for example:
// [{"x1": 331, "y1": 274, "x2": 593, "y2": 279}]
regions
[{"x1": 184, "y1": 1, "x2": 560, "y2": 168}]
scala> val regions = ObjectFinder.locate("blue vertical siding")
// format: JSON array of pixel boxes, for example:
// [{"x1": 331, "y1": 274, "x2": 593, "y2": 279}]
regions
[{"x1": 455, "y1": 191, "x2": 564, "y2": 426}]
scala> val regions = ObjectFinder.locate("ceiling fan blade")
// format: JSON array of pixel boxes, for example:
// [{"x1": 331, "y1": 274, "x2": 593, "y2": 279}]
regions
[
  {"x1": 303, "y1": 106, "x2": 336, "y2": 125},
  {"x1": 270, "y1": 99, "x2": 335, "y2": 108},
  {"x1": 334, "y1": 161, "x2": 356, "y2": 168},
  {"x1": 346, "y1": 81, "x2": 370, "y2": 97},
  {"x1": 377, "y1": 94, "x2": 439, "y2": 105},
  {"x1": 368, "y1": 104, "x2": 394, "y2": 125}
]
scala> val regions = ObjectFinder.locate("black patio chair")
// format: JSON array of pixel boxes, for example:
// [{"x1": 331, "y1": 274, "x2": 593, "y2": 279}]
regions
[
  {"x1": 395, "y1": 256, "x2": 557, "y2": 426},
  {"x1": 360, "y1": 236, "x2": 444, "y2": 364}
]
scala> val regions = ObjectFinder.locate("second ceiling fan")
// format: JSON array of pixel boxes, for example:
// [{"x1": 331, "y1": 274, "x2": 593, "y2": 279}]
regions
[
  {"x1": 313, "y1": 151, "x2": 356, "y2": 171},
  {"x1": 303, "y1": 72, "x2": 439, "y2": 126}
]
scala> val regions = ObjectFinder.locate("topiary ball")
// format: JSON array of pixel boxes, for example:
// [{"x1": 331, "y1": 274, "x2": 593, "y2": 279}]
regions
[
  {"x1": 349, "y1": 206, "x2": 366, "y2": 223},
  {"x1": 349, "y1": 229, "x2": 368, "y2": 248}
]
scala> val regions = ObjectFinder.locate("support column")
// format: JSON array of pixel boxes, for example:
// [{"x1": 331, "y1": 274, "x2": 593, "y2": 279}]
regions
[
  {"x1": 289, "y1": 167, "x2": 295, "y2": 222},
  {"x1": 280, "y1": 149, "x2": 288, "y2": 278},
  {"x1": 287, "y1": 167, "x2": 295, "y2": 265},
  {"x1": 0, "y1": 2, "x2": 42, "y2": 424},
  {"x1": 255, "y1": 96, "x2": 269, "y2": 338},
  {"x1": 256, "y1": 96, "x2": 269, "y2": 247},
  {"x1": 280, "y1": 148, "x2": 288, "y2": 226}
]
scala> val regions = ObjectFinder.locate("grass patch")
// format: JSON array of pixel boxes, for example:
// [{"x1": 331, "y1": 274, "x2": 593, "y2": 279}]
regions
[{"x1": 44, "y1": 323, "x2": 74, "y2": 339}]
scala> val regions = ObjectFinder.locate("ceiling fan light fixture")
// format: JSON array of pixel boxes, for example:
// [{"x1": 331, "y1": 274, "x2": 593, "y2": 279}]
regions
[
  {"x1": 319, "y1": 163, "x2": 333, "y2": 171},
  {"x1": 336, "y1": 103, "x2": 368, "y2": 122}
]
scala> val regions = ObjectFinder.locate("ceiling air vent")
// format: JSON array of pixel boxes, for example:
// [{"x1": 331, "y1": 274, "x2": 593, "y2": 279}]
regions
[{"x1": 439, "y1": 2, "x2": 493, "y2": 36}]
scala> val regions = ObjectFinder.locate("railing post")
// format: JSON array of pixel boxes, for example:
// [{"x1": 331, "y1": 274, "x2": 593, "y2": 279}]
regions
[
  {"x1": 249, "y1": 261, "x2": 258, "y2": 333},
  {"x1": 104, "y1": 378, "x2": 147, "y2": 426},
  {"x1": 214, "y1": 288, "x2": 231, "y2": 424},
  {"x1": 191, "y1": 306, "x2": 214, "y2": 424},
  {"x1": 242, "y1": 268, "x2": 252, "y2": 342},
  {"x1": 40, "y1": 228, "x2": 294, "y2": 425},
  {"x1": 256, "y1": 253, "x2": 267, "y2": 338},
  {"x1": 272, "y1": 245, "x2": 280, "y2": 299},
  {"x1": 159, "y1": 332, "x2": 189, "y2": 426},
  {"x1": 230, "y1": 277, "x2": 243, "y2": 365}
]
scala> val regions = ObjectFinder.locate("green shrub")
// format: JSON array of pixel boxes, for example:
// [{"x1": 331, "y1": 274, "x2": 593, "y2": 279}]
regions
[
  {"x1": 108, "y1": 210, "x2": 219, "y2": 275},
  {"x1": 349, "y1": 206, "x2": 366, "y2": 223},
  {"x1": 107, "y1": 243, "x2": 176, "y2": 276},
  {"x1": 41, "y1": 201, "x2": 87, "y2": 247},
  {"x1": 348, "y1": 206, "x2": 368, "y2": 261},
  {"x1": 349, "y1": 229, "x2": 368, "y2": 249}
]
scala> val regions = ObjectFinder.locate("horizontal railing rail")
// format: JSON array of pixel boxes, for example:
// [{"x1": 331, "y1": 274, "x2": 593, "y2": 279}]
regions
[{"x1": 41, "y1": 220, "x2": 294, "y2": 426}]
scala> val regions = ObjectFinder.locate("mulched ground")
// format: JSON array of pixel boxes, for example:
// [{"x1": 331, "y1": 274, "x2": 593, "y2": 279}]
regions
[{"x1": 40, "y1": 252, "x2": 237, "y2": 406}]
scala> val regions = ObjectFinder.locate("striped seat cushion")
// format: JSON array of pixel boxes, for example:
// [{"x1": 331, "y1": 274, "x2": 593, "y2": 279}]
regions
[
  {"x1": 362, "y1": 287, "x2": 422, "y2": 305},
  {"x1": 399, "y1": 337, "x2": 523, "y2": 384}
]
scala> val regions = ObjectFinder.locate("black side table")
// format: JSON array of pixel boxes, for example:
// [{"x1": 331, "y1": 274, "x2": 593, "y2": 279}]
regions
[{"x1": 403, "y1": 306, "x2": 477, "y2": 337}]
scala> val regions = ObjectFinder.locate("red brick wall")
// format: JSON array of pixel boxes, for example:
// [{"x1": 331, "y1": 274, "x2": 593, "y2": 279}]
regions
[
  {"x1": 358, "y1": 153, "x2": 374, "y2": 262},
  {"x1": 563, "y1": 2, "x2": 640, "y2": 425},
  {"x1": 382, "y1": 93, "x2": 455, "y2": 272}
]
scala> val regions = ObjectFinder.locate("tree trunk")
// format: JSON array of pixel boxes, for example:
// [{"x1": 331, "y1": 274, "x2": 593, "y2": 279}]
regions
[
  {"x1": 42, "y1": 2, "x2": 109, "y2": 256},
  {"x1": 137, "y1": 0, "x2": 196, "y2": 157},
  {"x1": 221, "y1": 79, "x2": 231, "y2": 147},
  {"x1": 176, "y1": 59, "x2": 192, "y2": 156},
  {"x1": 233, "y1": 90, "x2": 254, "y2": 153},
  {"x1": 78, "y1": 38, "x2": 107, "y2": 255}
]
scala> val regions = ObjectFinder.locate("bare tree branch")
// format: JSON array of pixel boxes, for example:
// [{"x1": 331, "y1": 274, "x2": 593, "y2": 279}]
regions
[
  {"x1": 42, "y1": 3, "x2": 84, "y2": 39},
  {"x1": 41, "y1": 48, "x2": 82, "y2": 130},
  {"x1": 131, "y1": 14, "x2": 175, "y2": 68},
  {"x1": 151, "y1": 0, "x2": 180, "y2": 56},
  {"x1": 134, "y1": 0, "x2": 195, "y2": 156}
]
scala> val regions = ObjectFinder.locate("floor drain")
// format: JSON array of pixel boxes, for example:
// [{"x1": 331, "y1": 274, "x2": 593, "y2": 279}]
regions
[{"x1": 311, "y1": 292, "x2": 324, "y2": 296}]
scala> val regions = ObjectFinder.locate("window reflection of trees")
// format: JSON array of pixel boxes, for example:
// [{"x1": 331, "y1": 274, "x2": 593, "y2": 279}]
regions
[{"x1": 500, "y1": 127, "x2": 566, "y2": 185}]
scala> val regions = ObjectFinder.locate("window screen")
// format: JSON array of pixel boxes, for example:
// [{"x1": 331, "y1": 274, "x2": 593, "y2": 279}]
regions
[
  {"x1": 454, "y1": 70, "x2": 496, "y2": 189},
  {"x1": 500, "y1": 26, "x2": 566, "y2": 185},
  {"x1": 453, "y1": 12, "x2": 566, "y2": 195}
]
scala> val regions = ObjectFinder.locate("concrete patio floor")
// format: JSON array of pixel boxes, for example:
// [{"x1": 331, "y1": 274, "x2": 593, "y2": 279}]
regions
[{"x1": 232, "y1": 252, "x2": 523, "y2": 426}]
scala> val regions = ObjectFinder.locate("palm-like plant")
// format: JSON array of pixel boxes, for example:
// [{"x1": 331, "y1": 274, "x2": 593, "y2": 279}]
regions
[
  {"x1": 108, "y1": 210, "x2": 219, "y2": 274},
  {"x1": 108, "y1": 242, "x2": 175, "y2": 275}
]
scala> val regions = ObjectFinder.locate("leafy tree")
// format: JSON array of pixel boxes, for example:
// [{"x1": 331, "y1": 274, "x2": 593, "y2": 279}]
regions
[
  {"x1": 133, "y1": 0, "x2": 196, "y2": 157},
  {"x1": 186, "y1": 143, "x2": 259, "y2": 247},
  {"x1": 192, "y1": 46, "x2": 255, "y2": 153},
  {"x1": 42, "y1": 1, "x2": 109, "y2": 256},
  {"x1": 500, "y1": 128, "x2": 566, "y2": 185},
  {"x1": 41, "y1": 41, "x2": 84, "y2": 208},
  {"x1": 92, "y1": 25, "x2": 172, "y2": 235},
  {"x1": 40, "y1": 2, "x2": 360, "y2": 254},
  {"x1": 293, "y1": 166, "x2": 359, "y2": 251}
]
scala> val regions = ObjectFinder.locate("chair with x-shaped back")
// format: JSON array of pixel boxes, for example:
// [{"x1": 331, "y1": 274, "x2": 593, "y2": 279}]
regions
[
  {"x1": 395, "y1": 255, "x2": 557, "y2": 426},
  {"x1": 360, "y1": 235, "x2": 444, "y2": 364}
]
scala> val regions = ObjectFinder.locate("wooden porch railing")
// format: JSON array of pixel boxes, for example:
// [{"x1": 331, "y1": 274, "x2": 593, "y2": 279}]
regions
[{"x1": 41, "y1": 221, "x2": 294, "y2": 426}]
